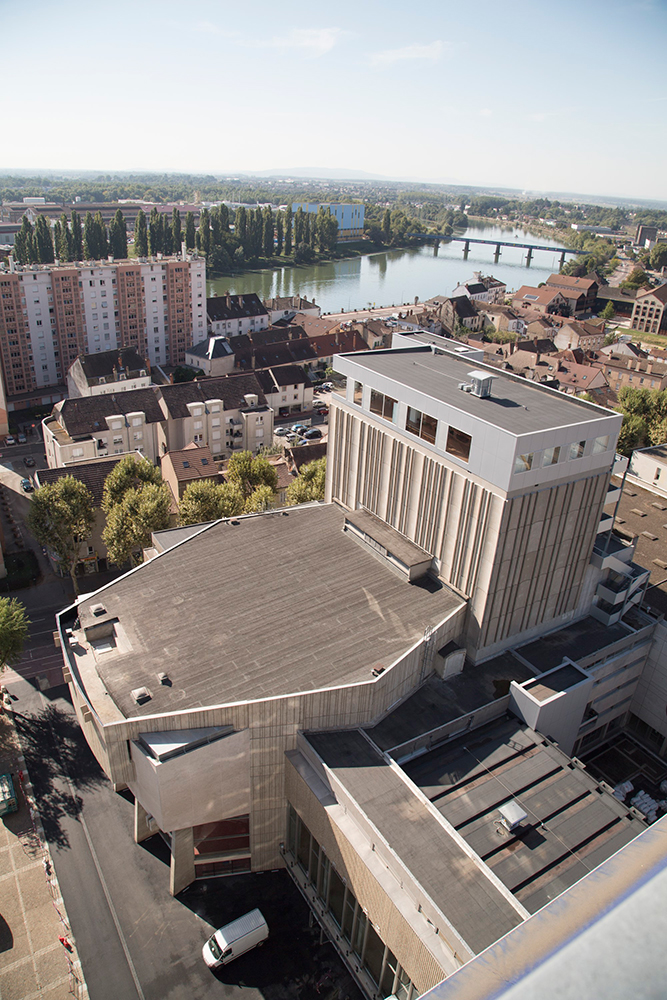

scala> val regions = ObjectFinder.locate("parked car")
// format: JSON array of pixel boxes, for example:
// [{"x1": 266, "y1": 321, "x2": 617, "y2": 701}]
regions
[
  {"x1": 320, "y1": 382, "x2": 333, "y2": 391},
  {"x1": 20, "y1": 478, "x2": 33, "y2": 493},
  {"x1": 274, "y1": 426, "x2": 290, "y2": 436},
  {"x1": 303, "y1": 428, "x2": 323, "y2": 440},
  {"x1": 202, "y1": 909, "x2": 268, "y2": 969},
  {"x1": 5, "y1": 436, "x2": 15, "y2": 446},
  {"x1": 23, "y1": 456, "x2": 35, "y2": 467},
  {"x1": 17, "y1": 433, "x2": 26, "y2": 444},
  {"x1": 315, "y1": 406, "x2": 329, "y2": 416},
  {"x1": 291, "y1": 422, "x2": 309, "y2": 434}
]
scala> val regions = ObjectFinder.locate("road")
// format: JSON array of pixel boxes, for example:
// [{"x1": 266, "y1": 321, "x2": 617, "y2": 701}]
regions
[
  {"x1": 326, "y1": 302, "x2": 423, "y2": 322},
  {"x1": 4, "y1": 678, "x2": 360, "y2": 1000}
]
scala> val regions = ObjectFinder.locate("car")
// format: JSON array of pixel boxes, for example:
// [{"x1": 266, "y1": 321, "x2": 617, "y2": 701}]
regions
[
  {"x1": 20, "y1": 478, "x2": 33, "y2": 493},
  {"x1": 17, "y1": 434, "x2": 26, "y2": 444},
  {"x1": 23, "y1": 456, "x2": 35, "y2": 467},
  {"x1": 303, "y1": 428, "x2": 323, "y2": 440},
  {"x1": 320, "y1": 382, "x2": 333, "y2": 391},
  {"x1": 5, "y1": 436, "x2": 15, "y2": 446},
  {"x1": 285, "y1": 433, "x2": 300, "y2": 444},
  {"x1": 274, "y1": 426, "x2": 290, "y2": 436},
  {"x1": 315, "y1": 407, "x2": 329, "y2": 416},
  {"x1": 291, "y1": 423, "x2": 309, "y2": 434}
]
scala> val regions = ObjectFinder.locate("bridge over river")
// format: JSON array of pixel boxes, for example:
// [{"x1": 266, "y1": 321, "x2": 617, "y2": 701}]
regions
[{"x1": 407, "y1": 234, "x2": 585, "y2": 266}]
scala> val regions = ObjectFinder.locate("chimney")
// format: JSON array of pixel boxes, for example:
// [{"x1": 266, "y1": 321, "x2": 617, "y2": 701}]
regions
[
  {"x1": 647, "y1": 360, "x2": 653, "y2": 374},
  {"x1": 226, "y1": 293, "x2": 232, "y2": 309},
  {"x1": 627, "y1": 358, "x2": 633, "y2": 369}
]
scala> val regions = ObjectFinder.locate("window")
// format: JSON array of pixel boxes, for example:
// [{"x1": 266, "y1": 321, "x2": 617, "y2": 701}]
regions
[
  {"x1": 353, "y1": 380, "x2": 363, "y2": 406},
  {"x1": 543, "y1": 446, "x2": 560, "y2": 467},
  {"x1": 592, "y1": 435, "x2": 609, "y2": 455},
  {"x1": 445, "y1": 426, "x2": 472, "y2": 462},
  {"x1": 515, "y1": 453, "x2": 533, "y2": 474},
  {"x1": 406, "y1": 407, "x2": 438, "y2": 445},
  {"x1": 194, "y1": 420, "x2": 203, "y2": 430},
  {"x1": 370, "y1": 389, "x2": 398, "y2": 423},
  {"x1": 570, "y1": 440, "x2": 586, "y2": 460},
  {"x1": 131, "y1": 417, "x2": 142, "y2": 426}
]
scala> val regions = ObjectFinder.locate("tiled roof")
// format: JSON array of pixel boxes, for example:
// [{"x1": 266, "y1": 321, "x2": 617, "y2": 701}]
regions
[
  {"x1": 78, "y1": 348, "x2": 147, "y2": 381},
  {"x1": 207, "y1": 293, "x2": 268, "y2": 321},
  {"x1": 158, "y1": 373, "x2": 268, "y2": 418},
  {"x1": 57, "y1": 388, "x2": 164, "y2": 438},
  {"x1": 636, "y1": 284, "x2": 667, "y2": 304},
  {"x1": 546, "y1": 274, "x2": 597, "y2": 291},
  {"x1": 162, "y1": 443, "x2": 218, "y2": 482},
  {"x1": 186, "y1": 337, "x2": 233, "y2": 360},
  {"x1": 35, "y1": 457, "x2": 123, "y2": 506}
]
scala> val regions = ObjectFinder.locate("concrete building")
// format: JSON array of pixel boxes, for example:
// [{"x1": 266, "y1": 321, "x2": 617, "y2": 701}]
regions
[
  {"x1": 630, "y1": 284, "x2": 667, "y2": 334},
  {"x1": 451, "y1": 274, "x2": 507, "y2": 305},
  {"x1": 67, "y1": 348, "x2": 151, "y2": 398},
  {"x1": 207, "y1": 294, "x2": 269, "y2": 338},
  {"x1": 291, "y1": 203, "x2": 365, "y2": 239},
  {"x1": 184, "y1": 335, "x2": 235, "y2": 377},
  {"x1": 0, "y1": 253, "x2": 206, "y2": 403},
  {"x1": 553, "y1": 319, "x2": 606, "y2": 353},
  {"x1": 264, "y1": 296, "x2": 320, "y2": 324},
  {"x1": 626, "y1": 444, "x2": 667, "y2": 498}
]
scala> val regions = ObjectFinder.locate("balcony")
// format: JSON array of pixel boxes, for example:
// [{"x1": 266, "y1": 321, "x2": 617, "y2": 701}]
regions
[
  {"x1": 591, "y1": 532, "x2": 636, "y2": 571},
  {"x1": 595, "y1": 562, "x2": 650, "y2": 608},
  {"x1": 590, "y1": 598, "x2": 623, "y2": 627},
  {"x1": 606, "y1": 483, "x2": 622, "y2": 506}
]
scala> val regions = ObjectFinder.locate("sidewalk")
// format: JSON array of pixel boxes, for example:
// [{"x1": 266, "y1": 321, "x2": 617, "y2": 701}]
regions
[{"x1": 0, "y1": 710, "x2": 87, "y2": 1000}]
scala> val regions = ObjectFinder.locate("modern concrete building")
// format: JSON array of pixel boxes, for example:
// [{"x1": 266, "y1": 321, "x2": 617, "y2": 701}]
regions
[{"x1": 0, "y1": 253, "x2": 206, "y2": 403}]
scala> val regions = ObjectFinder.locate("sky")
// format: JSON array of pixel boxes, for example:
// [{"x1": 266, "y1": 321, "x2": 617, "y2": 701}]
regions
[{"x1": 2, "y1": 0, "x2": 667, "y2": 201}]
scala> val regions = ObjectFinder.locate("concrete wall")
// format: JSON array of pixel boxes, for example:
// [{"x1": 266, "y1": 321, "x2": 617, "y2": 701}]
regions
[{"x1": 630, "y1": 620, "x2": 667, "y2": 741}]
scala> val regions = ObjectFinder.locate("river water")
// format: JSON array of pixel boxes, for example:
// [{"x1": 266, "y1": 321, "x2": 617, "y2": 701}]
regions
[{"x1": 208, "y1": 224, "x2": 570, "y2": 314}]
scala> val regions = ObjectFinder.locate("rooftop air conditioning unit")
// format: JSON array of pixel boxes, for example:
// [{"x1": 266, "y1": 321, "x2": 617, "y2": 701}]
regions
[
  {"x1": 498, "y1": 801, "x2": 527, "y2": 832},
  {"x1": 458, "y1": 382, "x2": 473, "y2": 392},
  {"x1": 467, "y1": 370, "x2": 497, "y2": 398}
]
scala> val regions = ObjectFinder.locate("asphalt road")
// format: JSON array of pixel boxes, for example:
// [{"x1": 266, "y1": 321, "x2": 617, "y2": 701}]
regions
[{"x1": 6, "y1": 678, "x2": 361, "y2": 1000}]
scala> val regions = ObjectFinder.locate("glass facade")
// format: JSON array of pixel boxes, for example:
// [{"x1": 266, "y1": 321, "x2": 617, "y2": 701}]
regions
[{"x1": 286, "y1": 804, "x2": 421, "y2": 998}]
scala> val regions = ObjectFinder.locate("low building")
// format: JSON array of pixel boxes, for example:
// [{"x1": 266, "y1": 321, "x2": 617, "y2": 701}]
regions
[
  {"x1": 595, "y1": 286, "x2": 636, "y2": 317},
  {"x1": 546, "y1": 273, "x2": 598, "y2": 314},
  {"x1": 263, "y1": 296, "x2": 321, "y2": 324},
  {"x1": 478, "y1": 303, "x2": 526, "y2": 336},
  {"x1": 67, "y1": 348, "x2": 152, "y2": 398},
  {"x1": 630, "y1": 284, "x2": 667, "y2": 334},
  {"x1": 160, "y1": 443, "x2": 219, "y2": 501},
  {"x1": 591, "y1": 354, "x2": 667, "y2": 394},
  {"x1": 553, "y1": 320, "x2": 606, "y2": 352},
  {"x1": 207, "y1": 293, "x2": 270, "y2": 338},
  {"x1": 253, "y1": 364, "x2": 313, "y2": 419},
  {"x1": 183, "y1": 336, "x2": 235, "y2": 378},
  {"x1": 451, "y1": 273, "x2": 507, "y2": 305},
  {"x1": 512, "y1": 286, "x2": 569, "y2": 316}
]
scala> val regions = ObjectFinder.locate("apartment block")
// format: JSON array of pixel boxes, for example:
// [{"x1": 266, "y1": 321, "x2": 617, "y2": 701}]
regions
[
  {"x1": 0, "y1": 254, "x2": 206, "y2": 403},
  {"x1": 291, "y1": 203, "x2": 365, "y2": 239},
  {"x1": 630, "y1": 284, "x2": 667, "y2": 334}
]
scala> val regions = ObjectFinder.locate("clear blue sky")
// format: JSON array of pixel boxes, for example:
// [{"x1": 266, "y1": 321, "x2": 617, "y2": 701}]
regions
[{"x1": 2, "y1": 0, "x2": 666, "y2": 201}]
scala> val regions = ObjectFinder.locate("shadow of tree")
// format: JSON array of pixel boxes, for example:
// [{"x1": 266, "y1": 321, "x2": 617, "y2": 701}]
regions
[{"x1": 13, "y1": 696, "x2": 107, "y2": 850}]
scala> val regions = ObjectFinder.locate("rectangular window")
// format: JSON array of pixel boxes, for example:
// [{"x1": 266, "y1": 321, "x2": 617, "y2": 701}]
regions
[
  {"x1": 592, "y1": 435, "x2": 609, "y2": 455},
  {"x1": 420, "y1": 412, "x2": 437, "y2": 445},
  {"x1": 369, "y1": 389, "x2": 398, "y2": 423},
  {"x1": 515, "y1": 453, "x2": 533, "y2": 474},
  {"x1": 353, "y1": 380, "x2": 363, "y2": 406},
  {"x1": 543, "y1": 446, "x2": 560, "y2": 467},
  {"x1": 446, "y1": 426, "x2": 472, "y2": 462},
  {"x1": 570, "y1": 440, "x2": 586, "y2": 460}
]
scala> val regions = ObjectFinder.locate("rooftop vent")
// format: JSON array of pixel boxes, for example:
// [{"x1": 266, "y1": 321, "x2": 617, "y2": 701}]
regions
[
  {"x1": 90, "y1": 604, "x2": 107, "y2": 617},
  {"x1": 467, "y1": 370, "x2": 498, "y2": 398},
  {"x1": 156, "y1": 672, "x2": 171, "y2": 686},
  {"x1": 498, "y1": 801, "x2": 528, "y2": 832},
  {"x1": 131, "y1": 687, "x2": 152, "y2": 705}
]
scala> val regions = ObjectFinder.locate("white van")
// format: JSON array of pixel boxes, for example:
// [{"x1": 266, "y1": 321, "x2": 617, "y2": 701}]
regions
[{"x1": 202, "y1": 908, "x2": 268, "y2": 968}]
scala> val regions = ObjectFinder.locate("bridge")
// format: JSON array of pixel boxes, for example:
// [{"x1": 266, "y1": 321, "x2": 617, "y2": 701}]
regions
[{"x1": 406, "y1": 234, "x2": 585, "y2": 266}]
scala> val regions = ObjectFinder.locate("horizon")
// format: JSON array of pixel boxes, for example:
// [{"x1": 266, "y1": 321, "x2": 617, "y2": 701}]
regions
[{"x1": 2, "y1": 0, "x2": 666, "y2": 202}]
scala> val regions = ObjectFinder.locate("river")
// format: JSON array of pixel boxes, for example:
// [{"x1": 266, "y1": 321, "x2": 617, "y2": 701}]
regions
[{"x1": 208, "y1": 224, "x2": 570, "y2": 315}]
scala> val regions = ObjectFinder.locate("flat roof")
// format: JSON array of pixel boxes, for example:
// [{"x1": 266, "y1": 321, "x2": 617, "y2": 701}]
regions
[
  {"x1": 402, "y1": 717, "x2": 646, "y2": 914},
  {"x1": 516, "y1": 616, "x2": 632, "y2": 671},
  {"x1": 522, "y1": 664, "x2": 589, "y2": 702},
  {"x1": 336, "y1": 347, "x2": 615, "y2": 435},
  {"x1": 305, "y1": 729, "x2": 524, "y2": 954},
  {"x1": 71, "y1": 504, "x2": 463, "y2": 718},
  {"x1": 344, "y1": 508, "x2": 432, "y2": 569}
]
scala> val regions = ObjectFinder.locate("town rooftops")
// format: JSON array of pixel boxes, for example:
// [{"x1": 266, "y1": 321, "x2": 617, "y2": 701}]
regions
[
  {"x1": 546, "y1": 274, "x2": 597, "y2": 291},
  {"x1": 35, "y1": 456, "x2": 123, "y2": 505},
  {"x1": 636, "y1": 283, "x2": 667, "y2": 303},
  {"x1": 207, "y1": 293, "x2": 268, "y2": 322},
  {"x1": 75, "y1": 348, "x2": 148, "y2": 383},
  {"x1": 53, "y1": 387, "x2": 164, "y2": 439},
  {"x1": 65, "y1": 503, "x2": 463, "y2": 718},
  {"x1": 158, "y1": 372, "x2": 268, "y2": 419},
  {"x1": 513, "y1": 286, "x2": 565, "y2": 307},
  {"x1": 161, "y1": 443, "x2": 217, "y2": 484},
  {"x1": 335, "y1": 346, "x2": 617, "y2": 435},
  {"x1": 185, "y1": 336, "x2": 234, "y2": 361}
]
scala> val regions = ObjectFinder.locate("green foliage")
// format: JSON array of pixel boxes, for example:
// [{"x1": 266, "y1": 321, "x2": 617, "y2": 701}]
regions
[
  {"x1": 172, "y1": 208, "x2": 182, "y2": 250},
  {"x1": 649, "y1": 243, "x2": 667, "y2": 270},
  {"x1": 198, "y1": 207, "x2": 211, "y2": 256},
  {"x1": 284, "y1": 205, "x2": 293, "y2": 256},
  {"x1": 184, "y1": 211, "x2": 195, "y2": 250},
  {"x1": 601, "y1": 300, "x2": 615, "y2": 321},
  {"x1": 34, "y1": 214, "x2": 54, "y2": 263},
  {"x1": 226, "y1": 451, "x2": 278, "y2": 499},
  {"x1": 0, "y1": 598, "x2": 30, "y2": 670},
  {"x1": 27, "y1": 477, "x2": 95, "y2": 592},
  {"x1": 102, "y1": 455, "x2": 164, "y2": 513},
  {"x1": 172, "y1": 365, "x2": 202, "y2": 382},
  {"x1": 179, "y1": 480, "x2": 244, "y2": 525},
  {"x1": 109, "y1": 208, "x2": 128, "y2": 258},
  {"x1": 13, "y1": 217, "x2": 36, "y2": 263},
  {"x1": 102, "y1": 483, "x2": 171, "y2": 567},
  {"x1": 243, "y1": 484, "x2": 275, "y2": 513},
  {"x1": 71, "y1": 210, "x2": 83, "y2": 259},
  {"x1": 262, "y1": 207, "x2": 274, "y2": 257},
  {"x1": 615, "y1": 386, "x2": 667, "y2": 455},
  {"x1": 621, "y1": 268, "x2": 651, "y2": 290},
  {"x1": 286, "y1": 458, "x2": 326, "y2": 505},
  {"x1": 134, "y1": 209, "x2": 148, "y2": 256}
]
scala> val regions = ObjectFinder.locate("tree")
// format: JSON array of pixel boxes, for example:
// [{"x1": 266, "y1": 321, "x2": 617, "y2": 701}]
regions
[
  {"x1": 172, "y1": 208, "x2": 182, "y2": 251},
  {"x1": 179, "y1": 480, "x2": 245, "y2": 525},
  {"x1": 294, "y1": 206, "x2": 305, "y2": 246},
  {"x1": 235, "y1": 207, "x2": 247, "y2": 247},
  {"x1": 148, "y1": 207, "x2": 162, "y2": 255},
  {"x1": 0, "y1": 598, "x2": 30, "y2": 672},
  {"x1": 198, "y1": 208, "x2": 211, "y2": 256},
  {"x1": 13, "y1": 217, "x2": 36, "y2": 263},
  {"x1": 102, "y1": 455, "x2": 164, "y2": 513},
  {"x1": 94, "y1": 211, "x2": 108, "y2": 257},
  {"x1": 382, "y1": 209, "x2": 391, "y2": 241},
  {"x1": 262, "y1": 207, "x2": 274, "y2": 257},
  {"x1": 649, "y1": 243, "x2": 667, "y2": 270},
  {"x1": 286, "y1": 457, "x2": 326, "y2": 505},
  {"x1": 71, "y1": 210, "x2": 83, "y2": 260},
  {"x1": 56, "y1": 213, "x2": 72, "y2": 261},
  {"x1": 284, "y1": 205, "x2": 293, "y2": 256},
  {"x1": 109, "y1": 208, "x2": 128, "y2": 259},
  {"x1": 226, "y1": 451, "x2": 278, "y2": 499},
  {"x1": 621, "y1": 268, "x2": 651, "y2": 291},
  {"x1": 276, "y1": 212, "x2": 284, "y2": 255},
  {"x1": 617, "y1": 413, "x2": 648, "y2": 456},
  {"x1": 243, "y1": 484, "x2": 275, "y2": 513},
  {"x1": 28, "y1": 477, "x2": 95, "y2": 593},
  {"x1": 601, "y1": 300, "x2": 615, "y2": 321},
  {"x1": 134, "y1": 209, "x2": 148, "y2": 256},
  {"x1": 162, "y1": 214, "x2": 174, "y2": 255},
  {"x1": 184, "y1": 211, "x2": 195, "y2": 250},
  {"x1": 102, "y1": 483, "x2": 171, "y2": 567},
  {"x1": 34, "y1": 214, "x2": 55, "y2": 263}
]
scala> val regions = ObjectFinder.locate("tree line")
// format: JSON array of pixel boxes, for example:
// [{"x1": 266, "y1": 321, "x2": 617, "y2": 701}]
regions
[
  {"x1": 26, "y1": 453, "x2": 326, "y2": 591},
  {"x1": 12, "y1": 209, "x2": 128, "y2": 264}
]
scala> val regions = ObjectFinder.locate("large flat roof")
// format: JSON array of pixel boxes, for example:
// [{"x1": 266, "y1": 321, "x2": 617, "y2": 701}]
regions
[
  {"x1": 336, "y1": 347, "x2": 615, "y2": 435},
  {"x1": 70, "y1": 504, "x2": 463, "y2": 718}
]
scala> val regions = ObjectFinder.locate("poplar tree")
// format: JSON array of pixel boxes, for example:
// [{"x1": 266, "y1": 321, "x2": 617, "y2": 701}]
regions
[
  {"x1": 14, "y1": 217, "x2": 35, "y2": 263},
  {"x1": 262, "y1": 207, "x2": 274, "y2": 257},
  {"x1": 235, "y1": 207, "x2": 247, "y2": 245},
  {"x1": 83, "y1": 211, "x2": 97, "y2": 259},
  {"x1": 134, "y1": 209, "x2": 148, "y2": 256},
  {"x1": 34, "y1": 214, "x2": 55, "y2": 263},
  {"x1": 109, "y1": 208, "x2": 128, "y2": 258},
  {"x1": 303, "y1": 211, "x2": 312, "y2": 250},
  {"x1": 294, "y1": 206, "x2": 305, "y2": 246},
  {"x1": 210, "y1": 206, "x2": 222, "y2": 249},
  {"x1": 94, "y1": 211, "x2": 108, "y2": 257},
  {"x1": 184, "y1": 211, "x2": 195, "y2": 250},
  {"x1": 172, "y1": 208, "x2": 182, "y2": 251},
  {"x1": 276, "y1": 212, "x2": 284, "y2": 255},
  {"x1": 57, "y1": 213, "x2": 72, "y2": 261},
  {"x1": 219, "y1": 203, "x2": 229, "y2": 233},
  {"x1": 382, "y1": 208, "x2": 392, "y2": 241},
  {"x1": 148, "y1": 208, "x2": 162, "y2": 255},
  {"x1": 71, "y1": 210, "x2": 83, "y2": 260},
  {"x1": 162, "y1": 214, "x2": 174, "y2": 255},
  {"x1": 284, "y1": 205, "x2": 293, "y2": 255},
  {"x1": 198, "y1": 208, "x2": 211, "y2": 255}
]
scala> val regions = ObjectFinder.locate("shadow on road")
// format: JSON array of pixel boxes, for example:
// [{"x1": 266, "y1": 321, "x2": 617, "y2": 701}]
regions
[{"x1": 13, "y1": 687, "x2": 108, "y2": 849}]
